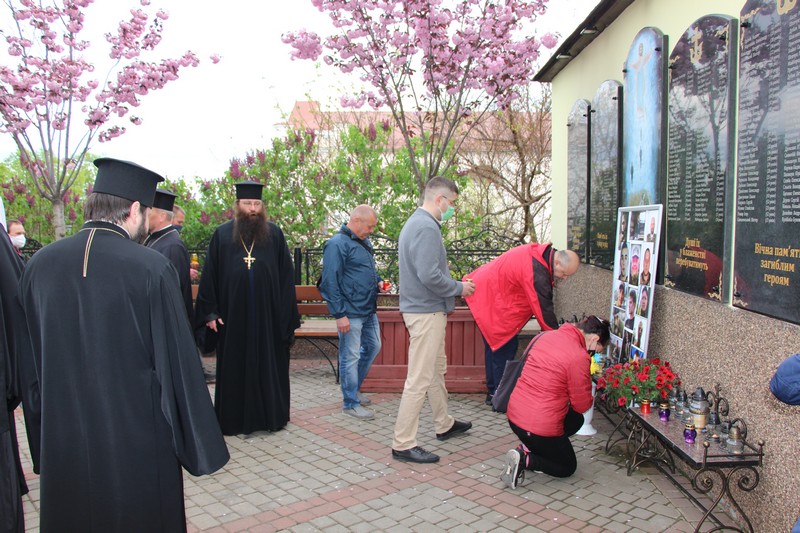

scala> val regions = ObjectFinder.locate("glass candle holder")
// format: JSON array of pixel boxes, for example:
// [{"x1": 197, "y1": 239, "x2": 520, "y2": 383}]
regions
[
  {"x1": 658, "y1": 402, "x2": 670, "y2": 422},
  {"x1": 684, "y1": 424, "x2": 697, "y2": 444},
  {"x1": 726, "y1": 426, "x2": 744, "y2": 454},
  {"x1": 640, "y1": 399, "x2": 651, "y2": 414}
]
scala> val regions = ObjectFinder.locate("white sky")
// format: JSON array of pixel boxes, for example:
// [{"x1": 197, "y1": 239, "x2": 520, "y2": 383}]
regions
[{"x1": 0, "y1": 0, "x2": 599, "y2": 182}]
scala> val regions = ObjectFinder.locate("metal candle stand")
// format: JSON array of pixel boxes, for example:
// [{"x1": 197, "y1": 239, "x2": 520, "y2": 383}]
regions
[{"x1": 598, "y1": 383, "x2": 765, "y2": 533}]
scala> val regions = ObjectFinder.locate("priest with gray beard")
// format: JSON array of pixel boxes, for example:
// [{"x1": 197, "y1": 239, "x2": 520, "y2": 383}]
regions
[{"x1": 194, "y1": 181, "x2": 300, "y2": 435}]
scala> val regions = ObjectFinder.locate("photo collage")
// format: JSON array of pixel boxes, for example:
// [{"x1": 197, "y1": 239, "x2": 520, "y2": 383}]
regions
[{"x1": 608, "y1": 205, "x2": 662, "y2": 364}]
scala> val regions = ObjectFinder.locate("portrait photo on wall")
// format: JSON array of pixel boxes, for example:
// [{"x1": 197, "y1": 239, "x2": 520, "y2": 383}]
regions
[
  {"x1": 614, "y1": 281, "x2": 626, "y2": 307},
  {"x1": 607, "y1": 205, "x2": 663, "y2": 363},
  {"x1": 633, "y1": 316, "x2": 647, "y2": 353},
  {"x1": 637, "y1": 286, "x2": 650, "y2": 318},
  {"x1": 640, "y1": 243, "x2": 654, "y2": 286},
  {"x1": 629, "y1": 244, "x2": 642, "y2": 286}
]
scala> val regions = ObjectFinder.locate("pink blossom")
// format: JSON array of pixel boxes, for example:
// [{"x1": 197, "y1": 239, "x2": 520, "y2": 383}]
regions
[
  {"x1": 68, "y1": 207, "x2": 77, "y2": 221},
  {"x1": 540, "y1": 32, "x2": 558, "y2": 49},
  {"x1": 210, "y1": 54, "x2": 221, "y2": 64}
]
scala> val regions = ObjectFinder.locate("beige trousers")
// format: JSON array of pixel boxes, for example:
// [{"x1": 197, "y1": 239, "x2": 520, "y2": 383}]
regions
[{"x1": 392, "y1": 312, "x2": 454, "y2": 450}]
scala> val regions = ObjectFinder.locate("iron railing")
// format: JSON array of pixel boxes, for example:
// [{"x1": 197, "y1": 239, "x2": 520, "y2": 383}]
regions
[{"x1": 292, "y1": 228, "x2": 525, "y2": 287}]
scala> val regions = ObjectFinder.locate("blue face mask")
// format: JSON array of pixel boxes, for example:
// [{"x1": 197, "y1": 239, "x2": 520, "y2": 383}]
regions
[{"x1": 174, "y1": 225, "x2": 183, "y2": 232}]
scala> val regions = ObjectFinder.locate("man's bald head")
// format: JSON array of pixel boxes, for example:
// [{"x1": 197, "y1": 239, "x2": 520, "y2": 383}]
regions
[
  {"x1": 554, "y1": 249, "x2": 580, "y2": 280},
  {"x1": 347, "y1": 204, "x2": 378, "y2": 240}
]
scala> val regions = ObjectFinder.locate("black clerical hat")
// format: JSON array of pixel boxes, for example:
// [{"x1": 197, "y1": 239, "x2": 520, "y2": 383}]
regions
[
  {"x1": 153, "y1": 189, "x2": 177, "y2": 211},
  {"x1": 235, "y1": 181, "x2": 264, "y2": 200},
  {"x1": 92, "y1": 158, "x2": 164, "y2": 207}
]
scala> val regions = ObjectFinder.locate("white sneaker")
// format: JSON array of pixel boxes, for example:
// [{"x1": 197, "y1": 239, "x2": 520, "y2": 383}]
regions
[
  {"x1": 357, "y1": 392, "x2": 372, "y2": 406},
  {"x1": 343, "y1": 405, "x2": 374, "y2": 420},
  {"x1": 500, "y1": 448, "x2": 524, "y2": 490}
]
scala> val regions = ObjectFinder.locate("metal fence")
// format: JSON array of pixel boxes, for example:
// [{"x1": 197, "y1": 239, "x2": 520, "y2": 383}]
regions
[{"x1": 292, "y1": 228, "x2": 524, "y2": 287}]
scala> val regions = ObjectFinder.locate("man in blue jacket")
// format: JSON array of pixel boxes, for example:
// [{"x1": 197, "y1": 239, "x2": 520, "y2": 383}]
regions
[{"x1": 320, "y1": 205, "x2": 383, "y2": 419}]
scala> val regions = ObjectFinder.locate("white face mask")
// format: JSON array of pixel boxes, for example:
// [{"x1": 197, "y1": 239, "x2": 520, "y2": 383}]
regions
[{"x1": 10, "y1": 234, "x2": 25, "y2": 249}]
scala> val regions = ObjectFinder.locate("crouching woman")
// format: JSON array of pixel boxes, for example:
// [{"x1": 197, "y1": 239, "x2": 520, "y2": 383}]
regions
[{"x1": 501, "y1": 316, "x2": 610, "y2": 489}]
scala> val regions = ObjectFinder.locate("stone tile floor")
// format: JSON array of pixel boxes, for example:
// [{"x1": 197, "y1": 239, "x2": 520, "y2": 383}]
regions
[{"x1": 16, "y1": 358, "x2": 741, "y2": 532}]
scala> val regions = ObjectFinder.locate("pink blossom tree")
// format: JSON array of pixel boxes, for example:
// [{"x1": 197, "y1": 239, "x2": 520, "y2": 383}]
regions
[
  {"x1": 283, "y1": 0, "x2": 559, "y2": 192},
  {"x1": 0, "y1": 0, "x2": 211, "y2": 239}
]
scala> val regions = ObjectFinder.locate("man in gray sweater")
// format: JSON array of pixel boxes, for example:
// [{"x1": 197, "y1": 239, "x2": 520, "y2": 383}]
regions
[{"x1": 391, "y1": 177, "x2": 476, "y2": 464}]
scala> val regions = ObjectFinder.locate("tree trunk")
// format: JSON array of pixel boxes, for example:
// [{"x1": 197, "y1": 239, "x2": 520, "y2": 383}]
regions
[{"x1": 52, "y1": 198, "x2": 66, "y2": 241}]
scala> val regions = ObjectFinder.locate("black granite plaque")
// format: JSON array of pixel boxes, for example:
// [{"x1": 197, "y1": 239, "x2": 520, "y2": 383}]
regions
[
  {"x1": 589, "y1": 81, "x2": 622, "y2": 270},
  {"x1": 622, "y1": 27, "x2": 669, "y2": 207},
  {"x1": 666, "y1": 16, "x2": 737, "y2": 301},
  {"x1": 734, "y1": 0, "x2": 800, "y2": 323},
  {"x1": 568, "y1": 99, "x2": 590, "y2": 260}
]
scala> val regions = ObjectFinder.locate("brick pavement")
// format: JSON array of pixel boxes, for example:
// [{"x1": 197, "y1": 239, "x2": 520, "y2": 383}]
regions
[{"x1": 15, "y1": 358, "x2": 740, "y2": 532}]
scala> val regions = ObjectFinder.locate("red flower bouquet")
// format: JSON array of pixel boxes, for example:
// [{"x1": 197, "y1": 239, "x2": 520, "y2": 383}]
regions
[{"x1": 597, "y1": 357, "x2": 680, "y2": 408}]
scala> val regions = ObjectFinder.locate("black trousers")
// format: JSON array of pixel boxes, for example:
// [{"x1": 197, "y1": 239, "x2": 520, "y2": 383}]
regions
[{"x1": 509, "y1": 408, "x2": 584, "y2": 478}]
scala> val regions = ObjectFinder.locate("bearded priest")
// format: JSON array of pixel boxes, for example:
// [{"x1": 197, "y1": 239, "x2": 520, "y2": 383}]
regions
[{"x1": 194, "y1": 181, "x2": 300, "y2": 436}]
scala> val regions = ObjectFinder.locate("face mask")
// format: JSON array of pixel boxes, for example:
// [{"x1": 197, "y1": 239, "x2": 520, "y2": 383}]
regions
[
  {"x1": 10, "y1": 234, "x2": 25, "y2": 249},
  {"x1": 440, "y1": 205, "x2": 455, "y2": 222},
  {"x1": 174, "y1": 225, "x2": 183, "y2": 232}
]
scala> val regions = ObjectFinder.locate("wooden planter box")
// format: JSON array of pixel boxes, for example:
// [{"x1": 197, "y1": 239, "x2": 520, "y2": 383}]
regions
[{"x1": 362, "y1": 295, "x2": 487, "y2": 393}]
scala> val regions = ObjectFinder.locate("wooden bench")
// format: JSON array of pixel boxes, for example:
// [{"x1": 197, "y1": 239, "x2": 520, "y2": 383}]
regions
[
  {"x1": 600, "y1": 384, "x2": 764, "y2": 532},
  {"x1": 294, "y1": 285, "x2": 339, "y2": 382}
]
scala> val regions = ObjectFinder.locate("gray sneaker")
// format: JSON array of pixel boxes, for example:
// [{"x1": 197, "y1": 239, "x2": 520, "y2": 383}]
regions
[
  {"x1": 343, "y1": 405, "x2": 374, "y2": 420},
  {"x1": 357, "y1": 392, "x2": 372, "y2": 406},
  {"x1": 500, "y1": 448, "x2": 524, "y2": 490}
]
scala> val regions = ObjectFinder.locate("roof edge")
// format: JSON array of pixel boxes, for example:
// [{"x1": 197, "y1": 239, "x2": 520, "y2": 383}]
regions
[{"x1": 533, "y1": 0, "x2": 636, "y2": 83}]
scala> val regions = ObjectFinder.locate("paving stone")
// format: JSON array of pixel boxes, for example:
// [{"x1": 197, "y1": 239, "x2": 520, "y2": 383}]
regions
[{"x1": 15, "y1": 363, "x2": 700, "y2": 533}]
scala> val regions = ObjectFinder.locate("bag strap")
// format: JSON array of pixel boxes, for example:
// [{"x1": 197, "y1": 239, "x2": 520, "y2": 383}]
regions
[
  {"x1": 515, "y1": 330, "x2": 549, "y2": 362},
  {"x1": 341, "y1": 228, "x2": 374, "y2": 256}
]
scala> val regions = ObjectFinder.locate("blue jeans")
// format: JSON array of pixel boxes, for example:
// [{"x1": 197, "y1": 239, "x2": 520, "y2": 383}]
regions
[
  {"x1": 339, "y1": 313, "x2": 381, "y2": 409},
  {"x1": 484, "y1": 335, "x2": 519, "y2": 395}
]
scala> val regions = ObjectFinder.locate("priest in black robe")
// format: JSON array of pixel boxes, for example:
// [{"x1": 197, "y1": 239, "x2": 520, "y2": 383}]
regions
[
  {"x1": 0, "y1": 205, "x2": 28, "y2": 533},
  {"x1": 17, "y1": 158, "x2": 229, "y2": 532},
  {"x1": 145, "y1": 189, "x2": 193, "y2": 319},
  {"x1": 195, "y1": 181, "x2": 300, "y2": 435}
]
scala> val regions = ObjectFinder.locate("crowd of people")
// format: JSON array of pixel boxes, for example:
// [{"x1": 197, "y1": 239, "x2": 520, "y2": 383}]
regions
[{"x1": 1, "y1": 162, "x2": 609, "y2": 532}]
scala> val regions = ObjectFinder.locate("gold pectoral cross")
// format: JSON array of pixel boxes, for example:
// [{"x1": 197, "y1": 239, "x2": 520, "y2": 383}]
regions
[{"x1": 241, "y1": 238, "x2": 256, "y2": 270}]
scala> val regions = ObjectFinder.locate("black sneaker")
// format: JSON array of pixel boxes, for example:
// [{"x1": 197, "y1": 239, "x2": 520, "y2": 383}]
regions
[
  {"x1": 500, "y1": 448, "x2": 525, "y2": 489},
  {"x1": 392, "y1": 446, "x2": 440, "y2": 463},
  {"x1": 484, "y1": 393, "x2": 493, "y2": 406},
  {"x1": 436, "y1": 420, "x2": 472, "y2": 440}
]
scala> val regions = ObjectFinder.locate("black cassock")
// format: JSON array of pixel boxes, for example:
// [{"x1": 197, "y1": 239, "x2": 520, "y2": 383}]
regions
[
  {"x1": 195, "y1": 220, "x2": 300, "y2": 435},
  {"x1": 0, "y1": 227, "x2": 27, "y2": 533},
  {"x1": 145, "y1": 226, "x2": 193, "y2": 320},
  {"x1": 17, "y1": 221, "x2": 229, "y2": 532}
]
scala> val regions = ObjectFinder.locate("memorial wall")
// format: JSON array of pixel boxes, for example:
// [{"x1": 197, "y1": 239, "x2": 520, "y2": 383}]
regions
[{"x1": 565, "y1": 0, "x2": 800, "y2": 328}]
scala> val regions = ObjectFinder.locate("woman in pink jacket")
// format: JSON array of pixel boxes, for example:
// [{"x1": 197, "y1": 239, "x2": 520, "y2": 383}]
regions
[{"x1": 501, "y1": 316, "x2": 610, "y2": 489}]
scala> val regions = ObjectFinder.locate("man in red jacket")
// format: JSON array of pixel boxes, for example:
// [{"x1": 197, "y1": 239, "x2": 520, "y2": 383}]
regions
[
  {"x1": 501, "y1": 316, "x2": 610, "y2": 489},
  {"x1": 465, "y1": 244, "x2": 580, "y2": 405}
]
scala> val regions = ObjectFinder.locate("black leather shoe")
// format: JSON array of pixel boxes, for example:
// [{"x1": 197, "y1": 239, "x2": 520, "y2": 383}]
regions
[
  {"x1": 392, "y1": 446, "x2": 440, "y2": 463},
  {"x1": 436, "y1": 420, "x2": 472, "y2": 441},
  {"x1": 484, "y1": 394, "x2": 493, "y2": 406}
]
